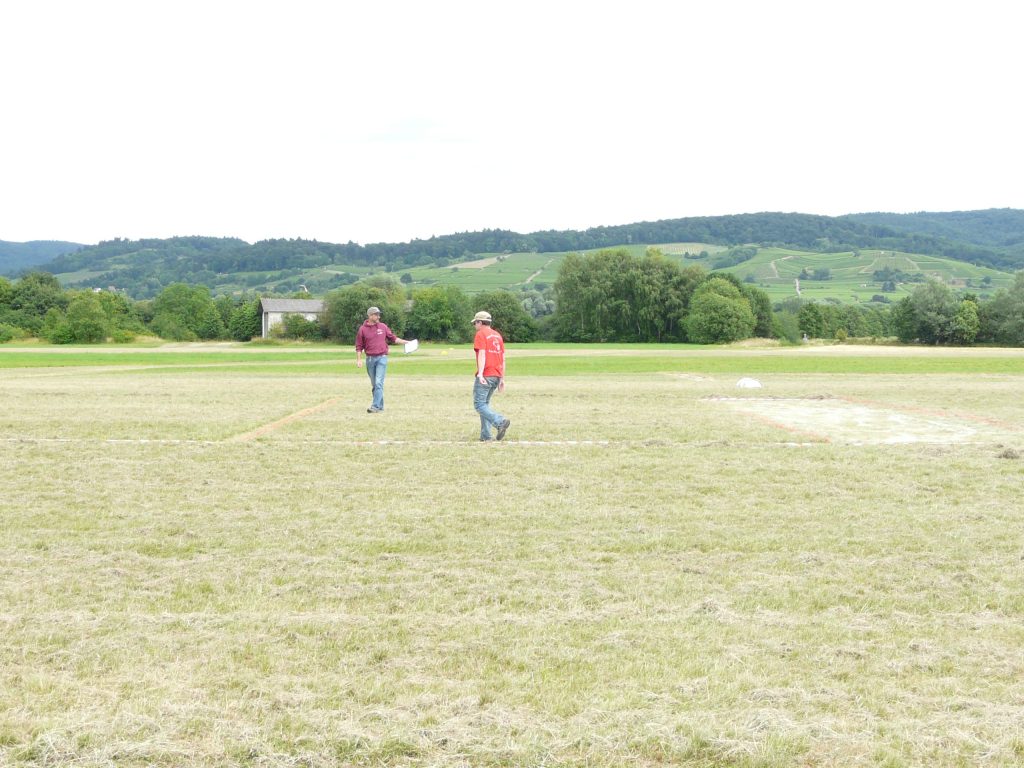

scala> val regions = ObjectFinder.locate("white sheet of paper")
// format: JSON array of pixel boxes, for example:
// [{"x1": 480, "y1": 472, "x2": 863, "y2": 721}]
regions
[{"x1": 404, "y1": 339, "x2": 419, "y2": 354}]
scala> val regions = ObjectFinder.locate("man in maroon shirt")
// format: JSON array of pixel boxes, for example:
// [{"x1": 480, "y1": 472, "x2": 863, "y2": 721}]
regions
[{"x1": 355, "y1": 306, "x2": 410, "y2": 413}]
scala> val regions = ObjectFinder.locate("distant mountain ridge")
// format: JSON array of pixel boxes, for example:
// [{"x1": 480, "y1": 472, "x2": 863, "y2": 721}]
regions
[
  {"x1": 5, "y1": 209, "x2": 1023, "y2": 298},
  {"x1": 845, "y1": 209, "x2": 1024, "y2": 250},
  {"x1": 0, "y1": 240, "x2": 83, "y2": 273}
]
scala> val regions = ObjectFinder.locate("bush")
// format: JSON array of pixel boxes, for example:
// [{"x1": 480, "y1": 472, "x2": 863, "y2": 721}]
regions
[
  {"x1": 322, "y1": 281, "x2": 406, "y2": 343},
  {"x1": 685, "y1": 291, "x2": 756, "y2": 343},
  {"x1": 276, "y1": 314, "x2": 324, "y2": 341},
  {"x1": 39, "y1": 308, "x2": 72, "y2": 344},
  {"x1": 150, "y1": 314, "x2": 197, "y2": 341},
  {"x1": 472, "y1": 290, "x2": 537, "y2": 343},
  {"x1": 406, "y1": 286, "x2": 471, "y2": 342},
  {"x1": 771, "y1": 311, "x2": 801, "y2": 344},
  {"x1": 65, "y1": 293, "x2": 110, "y2": 343},
  {"x1": 684, "y1": 277, "x2": 756, "y2": 344},
  {"x1": 228, "y1": 299, "x2": 262, "y2": 341},
  {"x1": 711, "y1": 246, "x2": 758, "y2": 269}
]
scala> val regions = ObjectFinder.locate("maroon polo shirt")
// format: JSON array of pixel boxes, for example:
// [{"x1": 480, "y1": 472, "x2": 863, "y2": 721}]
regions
[{"x1": 355, "y1": 320, "x2": 397, "y2": 356}]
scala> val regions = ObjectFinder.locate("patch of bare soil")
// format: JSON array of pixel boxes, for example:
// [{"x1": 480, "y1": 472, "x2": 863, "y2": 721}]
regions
[
  {"x1": 713, "y1": 396, "x2": 1010, "y2": 445},
  {"x1": 226, "y1": 397, "x2": 343, "y2": 442},
  {"x1": 451, "y1": 256, "x2": 499, "y2": 269}
]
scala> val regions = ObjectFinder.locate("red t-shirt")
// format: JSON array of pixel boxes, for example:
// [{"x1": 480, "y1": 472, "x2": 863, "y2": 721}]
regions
[
  {"x1": 474, "y1": 326, "x2": 505, "y2": 377},
  {"x1": 355, "y1": 321, "x2": 396, "y2": 356}
]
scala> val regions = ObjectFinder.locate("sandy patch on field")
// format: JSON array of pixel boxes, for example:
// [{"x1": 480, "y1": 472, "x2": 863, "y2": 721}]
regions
[
  {"x1": 713, "y1": 396, "x2": 1010, "y2": 445},
  {"x1": 452, "y1": 256, "x2": 499, "y2": 269}
]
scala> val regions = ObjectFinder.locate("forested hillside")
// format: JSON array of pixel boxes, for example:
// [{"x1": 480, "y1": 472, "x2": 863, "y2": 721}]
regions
[
  {"x1": 847, "y1": 209, "x2": 1024, "y2": 248},
  {"x1": 0, "y1": 240, "x2": 82, "y2": 273},
  {"x1": 845, "y1": 209, "x2": 1024, "y2": 268},
  {"x1": 10, "y1": 209, "x2": 1024, "y2": 299}
]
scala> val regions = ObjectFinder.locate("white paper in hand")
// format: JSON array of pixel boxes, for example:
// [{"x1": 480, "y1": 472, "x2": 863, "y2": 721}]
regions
[{"x1": 404, "y1": 339, "x2": 419, "y2": 354}]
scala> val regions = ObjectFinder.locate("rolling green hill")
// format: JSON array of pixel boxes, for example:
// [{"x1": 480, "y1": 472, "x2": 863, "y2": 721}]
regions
[
  {"x1": 722, "y1": 246, "x2": 1012, "y2": 303},
  {"x1": 15, "y1": 209, "x2": 1024, "y2": 301},
  {"x1": 393, "y1": 244, "x2": 1014, "y2": 303},
  {"x1": 34, "y1": 240, "x2": 1019, "y2": 305}
]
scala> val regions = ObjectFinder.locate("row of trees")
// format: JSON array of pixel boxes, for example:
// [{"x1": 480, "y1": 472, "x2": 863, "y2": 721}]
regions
[
  {"x1": 317, "y1": 279, "x2": 538, "y2": 344},
  {"x1": 0, "y1": 272, "x2": 265, "y2": 344},
  {"x1": 0, "y1": 272, "x2": 539, "y2": 345},
  {"x1": 553, "y1": 249, "x2": 772, "y2": 343},
  {"x1": 792, "y1": 300, "x2": 892, "y2": 340},
  {"x1": 889, "y1": 273, "x2": 1024, "y2": 346},
  {"x1": 781, "y1": 273, "x2": 1024, "y2": 346},
  {"x1": 4, "y1": 258, "x2": 1024, "y2": 347}
]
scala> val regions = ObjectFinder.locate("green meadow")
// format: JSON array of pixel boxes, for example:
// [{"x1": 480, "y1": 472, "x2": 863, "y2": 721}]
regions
[
  {"x1": 401, "y1": 251, "x2": 568, "y2": 292},
  {"x1": 2, "y1": 343, "x2": 1023, "y2": 767}
]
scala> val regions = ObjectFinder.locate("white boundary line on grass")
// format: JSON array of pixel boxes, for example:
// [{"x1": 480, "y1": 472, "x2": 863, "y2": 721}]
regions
[{"x1": 0, "y1": 437, "x2": 822, "y2": 448}]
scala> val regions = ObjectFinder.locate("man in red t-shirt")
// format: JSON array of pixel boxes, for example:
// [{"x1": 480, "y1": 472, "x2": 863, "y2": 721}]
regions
[
  {"x1": 472, "y1": 310, "x2": 511, "y2": 441},
  {"x1": 355, "y1": 306, "x2": 410, "y2": 413}
]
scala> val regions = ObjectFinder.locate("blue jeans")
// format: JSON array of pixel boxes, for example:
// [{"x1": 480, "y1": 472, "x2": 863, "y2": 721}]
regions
[
  {"x1": 366, "y1": 355, "x2": 388, "y2": 410},
  {"x1": 473, "y1": 376, "x2": 505, "y2": 439}
]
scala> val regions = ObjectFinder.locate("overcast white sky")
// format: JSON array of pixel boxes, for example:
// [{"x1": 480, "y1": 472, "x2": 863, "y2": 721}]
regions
[{"x1": 2, "y1": 0, "x2": 1020, "y2": 246}]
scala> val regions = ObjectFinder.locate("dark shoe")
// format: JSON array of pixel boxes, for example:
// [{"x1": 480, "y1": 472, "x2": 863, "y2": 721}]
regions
[{"x1": 495, "y1": 419, "x2": 511, "y2": 441}]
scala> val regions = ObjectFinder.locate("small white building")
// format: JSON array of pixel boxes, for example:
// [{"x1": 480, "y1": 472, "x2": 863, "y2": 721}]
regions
[{"x1": 259, "y1": 298, "x2": 325, "y2": 339}]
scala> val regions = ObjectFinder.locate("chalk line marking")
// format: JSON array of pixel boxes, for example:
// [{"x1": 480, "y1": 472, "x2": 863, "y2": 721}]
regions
[{"x1": 0, "y1": 437, "x2": 819, "y2": 448}]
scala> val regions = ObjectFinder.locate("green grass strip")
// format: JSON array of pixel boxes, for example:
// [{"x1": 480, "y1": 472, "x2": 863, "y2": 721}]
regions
[{"x1": 3, "y1": 345, "x2": 1023, "y2": 375}]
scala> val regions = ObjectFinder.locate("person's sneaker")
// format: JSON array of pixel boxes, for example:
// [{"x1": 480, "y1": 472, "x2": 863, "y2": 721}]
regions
[
  {"x1": 367, "y1": 406, "x2": 382, "y2": 413},
  {"x1": 495, "y1": 419, "x2": 511, "y2": 441}
]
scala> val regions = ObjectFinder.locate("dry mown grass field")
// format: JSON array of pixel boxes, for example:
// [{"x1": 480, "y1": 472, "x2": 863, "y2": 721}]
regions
[{"x1": 1, "y1": 343, "x2": 1022, "y2": 767}]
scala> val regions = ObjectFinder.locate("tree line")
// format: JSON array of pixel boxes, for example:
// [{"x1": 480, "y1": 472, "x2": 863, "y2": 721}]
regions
[
  {"x1": 3, "y1": 253, "x2": 1024, "y2": 347},
  {"x1": 0, "y1": 272, "x2": 541, "y2": 345}
]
